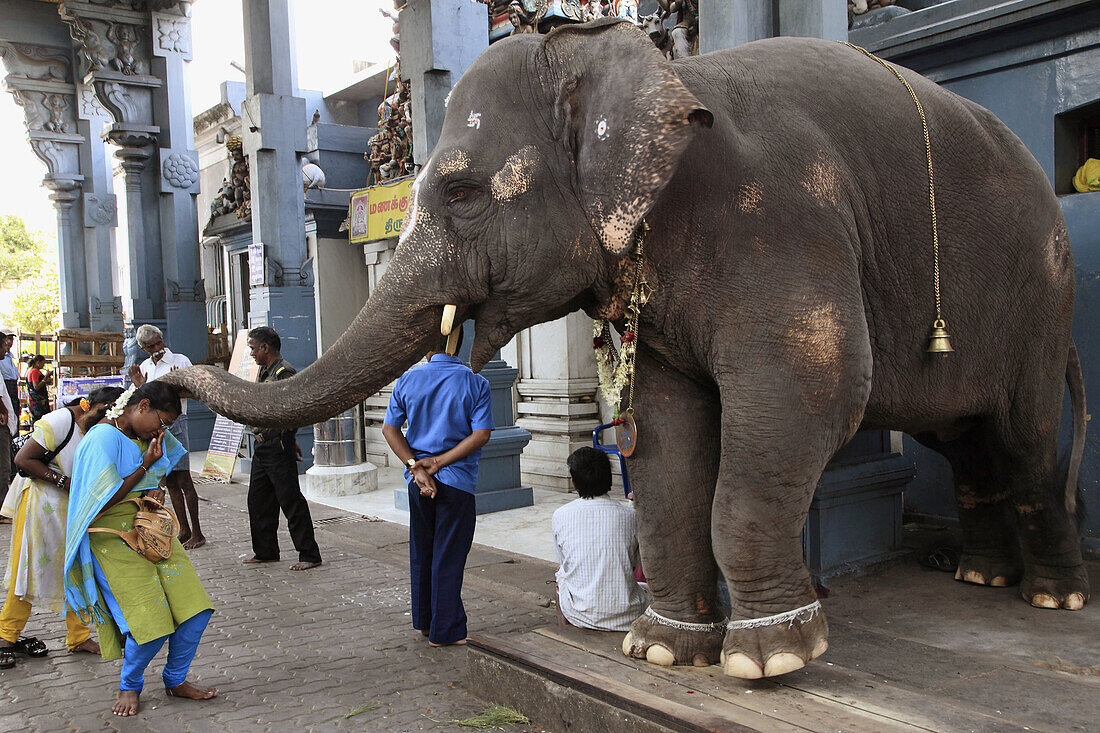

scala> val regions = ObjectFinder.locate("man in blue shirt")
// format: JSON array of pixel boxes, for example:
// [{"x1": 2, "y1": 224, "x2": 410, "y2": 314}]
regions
[{"x1": 382, "y1": 327, "x2": 493, "y2": 647}]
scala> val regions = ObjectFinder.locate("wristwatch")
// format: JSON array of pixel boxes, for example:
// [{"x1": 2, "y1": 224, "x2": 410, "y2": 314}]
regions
[{"x1": 405, "y1": 457, "x2": 417, "y2": 469}]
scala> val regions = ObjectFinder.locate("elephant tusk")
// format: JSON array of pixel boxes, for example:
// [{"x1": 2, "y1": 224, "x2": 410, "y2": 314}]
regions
[
  {"x1": 445, "y1": 329, "x2": 460, "y2": 356},
  {"x1": 441, "y1": 304, "x2": 457, "y2": 336}
]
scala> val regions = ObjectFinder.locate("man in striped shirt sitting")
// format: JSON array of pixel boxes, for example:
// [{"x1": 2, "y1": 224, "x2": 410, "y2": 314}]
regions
[{"x1": 552, "y1": 447, "x2": 650, "y2": 631}]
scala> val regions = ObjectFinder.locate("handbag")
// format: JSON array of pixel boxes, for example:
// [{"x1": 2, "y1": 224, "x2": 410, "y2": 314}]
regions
[
  {"x1": 88, "y1": 495, "x2": 179, "y2": 563},
  {"x1": 14, "y1": 412, "x2": 75, "y2": 478}
]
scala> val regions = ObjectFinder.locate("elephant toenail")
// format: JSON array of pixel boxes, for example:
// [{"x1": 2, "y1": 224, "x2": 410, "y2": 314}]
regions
[
  {"x1": 692, "y1": 653, "x2": 710, "y2": 667},
  {"x1": 1029, "y1": 593, "x2": 1059, "y2": 609},
  {"x1": 621, "y1": 633, "x2": 635, "y2": 657},
  {"x1": 953, "y1": 568, "x2": 963, "y2": 581},
  {"x1": 963, "y1": 570, "x2": 987, "y2": 585},
  {"x1": 646, "y1": 644, "x2": 675, "y2": 666},
  {"x1": 990, "y1": 576, "x2": 1009, "y2": 587},
  {"x1": 763, "y1": 652, "x2": 806, "y2": 677},
  {"x1": 1064, "y1": 593, "x2": 1086, "y2": 610},
  {"x1": 723, "y1": 653, "x2": 764, "y2": 679},
  {"x1": 810, "y1": 638, "x2": 829, "y2": 660}
]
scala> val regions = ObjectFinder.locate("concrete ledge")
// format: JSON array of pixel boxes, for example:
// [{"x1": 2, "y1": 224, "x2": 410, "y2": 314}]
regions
[{"x1": 305, "y1": 461, "x2": 378, "y2": 498}]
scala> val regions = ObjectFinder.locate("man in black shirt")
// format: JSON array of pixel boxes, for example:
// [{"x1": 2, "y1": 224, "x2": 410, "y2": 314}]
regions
[{"x1": 243, "y1": 326, "x2": 322, "y2": 571}]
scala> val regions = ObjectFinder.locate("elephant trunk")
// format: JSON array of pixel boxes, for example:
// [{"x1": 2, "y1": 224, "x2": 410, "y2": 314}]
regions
[{"x1": 161, "y1": 271, "x2": 457, "y2": 430}]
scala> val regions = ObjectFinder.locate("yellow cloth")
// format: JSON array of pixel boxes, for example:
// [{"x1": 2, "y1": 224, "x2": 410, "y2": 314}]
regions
[
  {"x1": 1073, "y1": 158, "x2": 1100, "y2": 192},
  {"x1": 0, "y1": 491, "x2": 91, "y2": 648}
]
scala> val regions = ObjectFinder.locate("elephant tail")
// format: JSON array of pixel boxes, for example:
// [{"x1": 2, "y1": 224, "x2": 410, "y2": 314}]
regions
[{"x1": 1064, "y1": 341, "x2": 1087, "y2": 520}]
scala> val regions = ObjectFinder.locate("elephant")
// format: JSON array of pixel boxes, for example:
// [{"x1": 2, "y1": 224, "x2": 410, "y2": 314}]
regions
[{"x1": 164, "y1": 19, "x2": 1088, "y2": 679}]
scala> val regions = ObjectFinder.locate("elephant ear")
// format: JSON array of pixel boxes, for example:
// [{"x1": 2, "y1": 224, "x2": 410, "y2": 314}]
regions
[{"x1": 539, "y1": 18, "x2": 712, "y2": 255}]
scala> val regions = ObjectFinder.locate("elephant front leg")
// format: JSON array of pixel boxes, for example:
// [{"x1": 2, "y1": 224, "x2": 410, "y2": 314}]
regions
[
  {"x1": 621, "y1": 353, "x2": 725, "y2": 667},
  {"x1": 712, "y1": 386, "x2": 857, "y2": 678}
]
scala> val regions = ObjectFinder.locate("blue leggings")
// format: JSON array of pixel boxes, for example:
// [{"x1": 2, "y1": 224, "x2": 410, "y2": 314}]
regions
[{"x1": 119, "y1": 609, "x2": 212, "y2": 692}]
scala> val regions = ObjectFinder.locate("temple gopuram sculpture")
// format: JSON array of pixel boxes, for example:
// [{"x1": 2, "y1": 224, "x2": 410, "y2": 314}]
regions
[
  {"x1": 363, "y1": 0, "x2": 414, "y2": 185},
  {"x1": 207, "y1": 135, "x2": 251, "y2": 226}
]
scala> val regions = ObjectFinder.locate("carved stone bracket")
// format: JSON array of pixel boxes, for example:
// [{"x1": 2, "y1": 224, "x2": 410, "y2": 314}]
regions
[
  {"x1": 76, "y1": 82, "x2": 111, "y2": 121},
  {"x1": 90, "y1": 295, "x2": 123, "y2": 316},
  {"x1": 83, "y1": 192, "x2": 118, "y2": 227},
  {"x1": 268, "y1": 257, "x2": 315, "y2": 288},
  {"x1": 0, "y1": 42, "x2": 84, "y2": 189},
  {"x1": 159, "y1": 148, "x2": 200, "y2": 193},
  {"x1": 152, "y1": 11, "x2": 192, "y2": 61},
  {"x1": 166, "y1": 278, "x2": 206, "y2": 303}
]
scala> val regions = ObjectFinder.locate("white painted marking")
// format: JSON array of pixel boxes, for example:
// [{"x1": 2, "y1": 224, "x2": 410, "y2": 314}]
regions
[{"x1": 467, "y1": 111, "x2": 482, "y2": 130}]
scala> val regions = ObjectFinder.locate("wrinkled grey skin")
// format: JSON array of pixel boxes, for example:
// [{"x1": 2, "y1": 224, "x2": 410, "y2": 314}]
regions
[{"x1": 165, "y1": 19, "x2": 1088, "y2": 678}]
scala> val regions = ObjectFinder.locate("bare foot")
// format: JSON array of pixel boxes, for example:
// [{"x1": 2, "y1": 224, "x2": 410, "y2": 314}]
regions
[
  {"x1": 182, "y1": 534, "x2": 206, "y2": 550},
  {"x1": 290, "y1": 560, "x2": 322, "y2": 571},
  {"x1": 113, "y1": 690, "x2": 140, "y2": 716},
  {"x1": 242, "y1": 556, "x2": 276, "y2": 564},
  {"x1": 70, "y1": 638, "x2": 100, "y2": 654},
  {"x1": 177, "y1": 531, "x2": 191, "y2": 545},
  {"x1": 166, "y1": 680, "x2": 218, "y2": 700},
  {"x1": 428, "y1": 638, "x2": 468, "y2": 647}
]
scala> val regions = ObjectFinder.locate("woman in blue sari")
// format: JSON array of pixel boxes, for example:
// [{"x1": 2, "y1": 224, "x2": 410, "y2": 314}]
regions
[{"x1": 64, "y1": 381, "x2": 217, "y2": 717}]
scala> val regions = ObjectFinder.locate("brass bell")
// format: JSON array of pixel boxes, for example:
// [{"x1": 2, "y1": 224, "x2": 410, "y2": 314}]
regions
[{"x1": 926, "y1": 318, "x2": 954, "y2": 355}]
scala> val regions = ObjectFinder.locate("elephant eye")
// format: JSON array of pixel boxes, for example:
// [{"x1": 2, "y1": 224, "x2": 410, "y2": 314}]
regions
[
  {"x1": 443, "y1": 180, "x2": 481, "y2": 207},
  {"x1": 448, "y1": 188, "x2": 470, "y2": 205}
]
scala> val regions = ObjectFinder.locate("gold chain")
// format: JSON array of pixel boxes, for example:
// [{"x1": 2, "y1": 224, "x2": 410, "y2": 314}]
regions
[{"x1": 841, "y1": 42, "x2": 943, "y2": 322}]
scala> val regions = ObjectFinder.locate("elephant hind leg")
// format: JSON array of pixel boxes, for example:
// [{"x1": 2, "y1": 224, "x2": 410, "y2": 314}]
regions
[{"x1": 913, "y1": 429, "x2": 1023, "y2": 588}]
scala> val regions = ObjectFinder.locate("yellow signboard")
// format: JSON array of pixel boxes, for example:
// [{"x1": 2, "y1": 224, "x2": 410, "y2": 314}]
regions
[{"x1": 349, "y1": 177, "x2": 414, "y2": 244}]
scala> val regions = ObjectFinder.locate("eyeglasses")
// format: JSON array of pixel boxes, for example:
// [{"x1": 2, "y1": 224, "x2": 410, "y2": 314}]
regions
[{"x1": 155, "y1": 409, "x2": 171, "y2": 432}]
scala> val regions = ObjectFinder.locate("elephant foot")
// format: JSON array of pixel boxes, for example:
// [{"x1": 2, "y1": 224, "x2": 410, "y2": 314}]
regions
[
  {"x1": 621, "y1": 607, "x2": 724, "y2": 667},
  {"x1": 953, "y1": 552, "x2": 1022, "y2": 587},
  {"x1": 720, "y1": 600, "x2": 829, "y2": 679},
  {"x1": 1020, "y1": 564, "x2": 1090, "y2": 610}
]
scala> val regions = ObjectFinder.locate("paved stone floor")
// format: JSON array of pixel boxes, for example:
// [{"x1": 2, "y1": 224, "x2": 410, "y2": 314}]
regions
[{"x1": 0, "y1": 479, "x2": 559, "y2": 732}]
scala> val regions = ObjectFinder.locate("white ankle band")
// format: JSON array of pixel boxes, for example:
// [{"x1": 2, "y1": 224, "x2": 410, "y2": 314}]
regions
[
  {"x1": 644, "y1": 607, "x2": 726, "y2": 632},
  {"x1": 726, "y1": 600, "x2": 822, "y2": 631}
]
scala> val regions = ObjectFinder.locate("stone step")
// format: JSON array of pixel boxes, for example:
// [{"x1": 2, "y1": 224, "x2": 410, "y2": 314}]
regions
[{"x1": 467, "y1": 625, "x2": 1027, "y2": 733}]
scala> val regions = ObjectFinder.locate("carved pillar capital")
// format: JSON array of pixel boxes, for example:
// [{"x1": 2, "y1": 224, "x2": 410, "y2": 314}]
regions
[{"x1": 0, "y1": 42, "x2": 84, "y2": 186}]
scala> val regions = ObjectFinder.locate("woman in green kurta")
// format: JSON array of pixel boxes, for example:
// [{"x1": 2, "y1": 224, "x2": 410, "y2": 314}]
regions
[{"x1": 63, "y1": 382, "x2": 217, "y2": 717}]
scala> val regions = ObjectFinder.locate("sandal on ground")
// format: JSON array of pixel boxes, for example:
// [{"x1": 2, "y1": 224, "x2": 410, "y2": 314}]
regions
[
  {"x1": 0, "y1": 646, "x2": 15, "y2": 669},
  {"x1": 12, "y1": 636, "x2": 48, "y2": 658},
  {"x1": 918, "y1": 547, "x2": 959, "y2": 572}
]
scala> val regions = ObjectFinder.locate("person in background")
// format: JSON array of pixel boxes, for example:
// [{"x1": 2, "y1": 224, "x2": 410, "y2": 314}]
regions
[
  {"x1": 128, "y1": 324, "x2": 205, "y2": 549},
  {"x1": 0, "y1": 387, "x2": 124, "y2": 669},
  {"x1": 25, "y1": 355, "x2": 51, "y2": 422},
  {"x1": 242, "y1": 326, "x2": 322, "y2": 571},
  {"x1": 552, "y1": 447, "x2": 649, "y2": 631},
  {"x1": 0, "y1": 327, "x2": 19, "y2": 439},
  {"x1": 64, "y1": 381, "x2": 217, "y2": 717},
  {"x1": 0, "y1": 364, "x2": 14, "y2": 521},
  {"x1": 382, "y1": 326, "x2": 493, "y2": 647}
]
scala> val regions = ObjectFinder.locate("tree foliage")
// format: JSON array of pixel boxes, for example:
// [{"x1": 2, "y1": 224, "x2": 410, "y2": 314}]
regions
[
  {"x1": 7, "y1": 271, "x2": 60, "y2": 334},
  {"x1": 0, "y1": 215, "x2": 46, "y2": 284}
]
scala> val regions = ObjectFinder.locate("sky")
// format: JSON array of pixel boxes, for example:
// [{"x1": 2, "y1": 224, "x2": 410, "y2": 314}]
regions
[{"x1": 0, "y1": 0, "x2": 397, "y2": 243}]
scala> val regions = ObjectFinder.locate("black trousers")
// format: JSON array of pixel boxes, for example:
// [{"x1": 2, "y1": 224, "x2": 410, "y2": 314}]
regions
[
  {"x1": 247, "y1": 437, "x2": 321, "y2": 563},
  {"x1": 4, "y1": 380, "x2": 15, "y2": 482}
]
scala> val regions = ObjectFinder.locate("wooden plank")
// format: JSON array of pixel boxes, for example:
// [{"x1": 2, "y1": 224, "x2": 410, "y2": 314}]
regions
[
  {"x1": 469, "y1": 633, "x2": 774, "y2": 733},
  {"x1": 534, "y1": 627, "x2": 1026, "y2": 733},
  {"x1": 55, "y1": 329, "x2": 124, "y2": 342},
  {"x1": 56, "y1": 355, "x2": 125, "y2": 366}
]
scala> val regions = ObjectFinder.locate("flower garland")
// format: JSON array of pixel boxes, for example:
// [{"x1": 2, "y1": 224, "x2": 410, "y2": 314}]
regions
[
  {"x1": 593, "y1": 223, "x2": 650, "y2": 417},
  {"x1": 105, "y1": 383, "x2": 138, "y2": 421}
]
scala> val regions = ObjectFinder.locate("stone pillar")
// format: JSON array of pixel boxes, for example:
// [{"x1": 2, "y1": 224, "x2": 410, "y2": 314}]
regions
[
  {"x1": 0, "y1": 41, "x2": 88, "y2": 329},
  {"x1": 76, "y1": 83, "x2": 123, "y2": 332},
  {"x1": 59, "y1": 0, "x2": 166, "y2": 329},
  {"x1": 150, "y1": 6, "x2": 207, "y2": 363},
  {"x1": 401, "y1": 0, "x2": 487, "y2": 166},
  {"x1": 777, "y1": 0, "x2": 848, "y2": 42},
  {"x1": 699, "y1": 0, "x2": 847, "y2": 52},
  {"x1": 514, "y1": 312, "x2": 602, "y2": 492},
  {"x1": 241, "y1": 0, "x2": 315, "y2": 369},
  {"x1": 699, "y1": 0, "x2": 776, "y2": 52}
]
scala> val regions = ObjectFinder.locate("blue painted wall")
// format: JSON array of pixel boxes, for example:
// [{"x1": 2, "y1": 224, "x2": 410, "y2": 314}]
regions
[{"x1": 857, "y1": 8, "x2": 1100, "y2": 549}]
